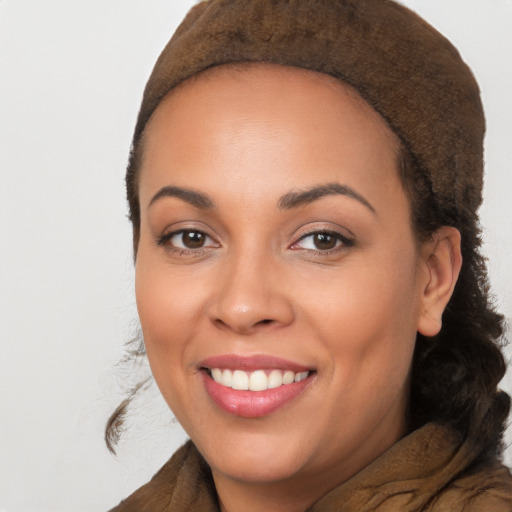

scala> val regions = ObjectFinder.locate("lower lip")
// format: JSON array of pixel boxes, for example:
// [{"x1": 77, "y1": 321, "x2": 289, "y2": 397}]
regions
[{"x1": 201, "y1": 372, "x2": 312, "y2": 418}]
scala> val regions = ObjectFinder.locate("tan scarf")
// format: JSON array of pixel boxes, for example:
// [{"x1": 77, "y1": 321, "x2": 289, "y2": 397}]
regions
[{"x1": 109, "y1": 423, "x2": 512, "y2": 511}]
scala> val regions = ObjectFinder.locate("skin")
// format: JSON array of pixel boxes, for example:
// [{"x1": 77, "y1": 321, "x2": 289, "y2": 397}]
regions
[{"x1": 135, "y1": 64, "x2": 461, "y2": 512}]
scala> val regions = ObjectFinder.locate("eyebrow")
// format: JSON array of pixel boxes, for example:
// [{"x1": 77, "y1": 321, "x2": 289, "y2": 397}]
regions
[
  {"x1": 278, "y1": 183, "x2": 376, "y2": 214},
  {"x1": 149, "y1": 185, "x2": 215, "y2": 209},
  {"x1": 148, "y1": 182, "x2": 375, "y2": 214}
]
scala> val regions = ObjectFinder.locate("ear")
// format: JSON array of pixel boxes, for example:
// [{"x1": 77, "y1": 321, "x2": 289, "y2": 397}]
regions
[{"x1": 417, "y1": 226, "x2": 462, "y2": 337}]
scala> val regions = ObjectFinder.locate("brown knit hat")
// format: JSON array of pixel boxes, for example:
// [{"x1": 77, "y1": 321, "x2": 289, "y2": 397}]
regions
[{"x1": 127, "y1": 0, "x2": 485, "y2": 226}]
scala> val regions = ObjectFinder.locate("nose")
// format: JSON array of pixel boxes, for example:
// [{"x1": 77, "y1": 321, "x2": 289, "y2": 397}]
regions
[{"x1": 209, "y1": 251, "x2": 294, "y2": 335}]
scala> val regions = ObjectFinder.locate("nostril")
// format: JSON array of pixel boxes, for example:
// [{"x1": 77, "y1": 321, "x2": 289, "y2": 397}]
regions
[
  {"x1": 214, "y1": 318, "x2": 227, "y2": 328},
  {"x1": 258, "y1": 319, "x2": 273, "y2": 325}
]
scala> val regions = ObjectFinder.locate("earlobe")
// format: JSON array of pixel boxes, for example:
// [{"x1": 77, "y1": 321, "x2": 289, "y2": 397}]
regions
[{"x1": 417, "y1": 226, "x2": 462, "y2": 337}]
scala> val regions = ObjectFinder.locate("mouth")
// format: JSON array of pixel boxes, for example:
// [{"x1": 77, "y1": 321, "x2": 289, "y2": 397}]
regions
[
  {"x1": 205, "y1": 368, "x2": 311, "y2": 391},
  {"x1": 199, "y1": 355, "x2": 315, "y2": 418}
]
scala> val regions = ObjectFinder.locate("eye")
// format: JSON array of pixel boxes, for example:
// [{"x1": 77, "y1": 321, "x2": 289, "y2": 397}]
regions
[
  {"x1": 292, "y1": 230, "x2": 354, "y2": 252},
  {"x1": 157, "y1": 229, "x2": 218, "y2": 250}
]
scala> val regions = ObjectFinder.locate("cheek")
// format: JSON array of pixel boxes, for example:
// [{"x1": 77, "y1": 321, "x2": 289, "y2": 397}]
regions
[
  {"x1": 304, "y1": 249, "x2": 421, "y2": 381},
  {"x1": 134, "y1": 252, "x2": 207, "y2": 369},
  {"x1": 306, "y1": 253, "x2": 419, "y2": 327},
  {"x1": 134, "y1": 257, "x2": 207, "y2": 417}
]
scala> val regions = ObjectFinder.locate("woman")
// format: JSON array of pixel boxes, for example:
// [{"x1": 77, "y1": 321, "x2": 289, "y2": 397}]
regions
[{"x1": 107, "y1": 0, "x2": 512, "y2": 510}]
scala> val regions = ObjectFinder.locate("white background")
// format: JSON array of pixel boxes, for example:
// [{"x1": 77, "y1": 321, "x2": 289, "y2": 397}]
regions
[{"x1": 1, "y1": 1, "x2": 511, "y2": 511}]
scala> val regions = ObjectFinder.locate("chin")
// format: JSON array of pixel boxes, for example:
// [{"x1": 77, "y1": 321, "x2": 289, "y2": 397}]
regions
[
  {"x1": 209, "y1": 447, "x2": 309, "y2": 484},
  {"x1": 193, "y1": 426, "x2": 313, "y2": 484}
]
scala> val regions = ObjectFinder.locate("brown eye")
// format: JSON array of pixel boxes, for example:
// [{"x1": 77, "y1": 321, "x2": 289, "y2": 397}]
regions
[
  {"x1": 181, "y1": 231, "x2": 206, "y2": 248},
  {"x1": 313, "y1": 233, "x2": 337, "y2": 250},
  {"x1": 158, "y1": 229, "x2": 218, "y2": 251},
  {"x1": 292, "y1": 230, "x2": 354, "y2": 252}
]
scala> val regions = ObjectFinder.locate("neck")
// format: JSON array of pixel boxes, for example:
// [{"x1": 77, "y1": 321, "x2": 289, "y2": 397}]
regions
[
  {"x1": 211, "y1": 411, "x2": 408, "y2": 512},
  {"x1": 214, "y1": 474, "x2": 321, "y2": 512}
]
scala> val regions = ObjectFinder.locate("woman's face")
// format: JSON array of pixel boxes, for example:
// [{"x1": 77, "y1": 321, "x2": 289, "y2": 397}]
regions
[{"x1": 135, "y1": 64, "x2": 434, "y2": 496}]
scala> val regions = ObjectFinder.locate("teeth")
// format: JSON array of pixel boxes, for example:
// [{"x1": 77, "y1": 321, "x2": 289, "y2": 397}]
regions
[
  {"x1": 282, "y1": 370, "x2": 295, "y2": 385},
  {"x1": 221, "y1": 369, "x2": 233, "y2": 387},
  {"x1": 295, "y1": 371, "x2": 309, "y2": 383},
  {"x1": 268, "y1": 369, "x2": 283, "y2": 389},
  {"x1": 209, "y1": 368, "x2": 310, "y2": 391},
  {"x1": 249, "y1": 370, "x2": 268, "y2": 391},
  {"x1": 232, "y1": 370, "x2": 249, "y2": 390},
  {"x1": 211, "y1": 368, "x2": 223, "y2": 383}
]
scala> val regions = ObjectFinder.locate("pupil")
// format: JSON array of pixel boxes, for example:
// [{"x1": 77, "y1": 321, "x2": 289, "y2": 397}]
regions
[
  {"x1": 314, "y1": 233, "x2": 336, "y2": 250},
  {"x1": 183, "y1": 231, "x2": 205, "y2": 248}
]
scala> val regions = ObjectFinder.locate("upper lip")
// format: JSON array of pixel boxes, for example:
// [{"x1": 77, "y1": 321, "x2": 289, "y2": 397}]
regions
[{"x1": 199, "y1": 354, "x2": 313, "y2": 372}]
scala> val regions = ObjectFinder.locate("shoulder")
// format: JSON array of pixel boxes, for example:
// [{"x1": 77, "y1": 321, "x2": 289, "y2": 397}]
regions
[{"x1": 427, "y1": 460, "x2": 512, "y2": 512}]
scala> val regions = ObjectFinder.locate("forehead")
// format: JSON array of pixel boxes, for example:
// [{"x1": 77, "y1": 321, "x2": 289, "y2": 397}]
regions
[
  {"x1": 139, "y1": 62, "x2": 404, "y2": 214},
  {"x1": 144, "y1": 62, "x2": 399, "y2": 150}
]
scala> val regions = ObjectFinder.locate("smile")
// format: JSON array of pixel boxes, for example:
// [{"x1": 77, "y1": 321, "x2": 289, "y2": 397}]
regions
[
  {"x1": 199, "y1": 355, "x2": 315, "y2": 418},
  {"x1": 209, "y1": 368, "x2": 311, "y2": 391}
]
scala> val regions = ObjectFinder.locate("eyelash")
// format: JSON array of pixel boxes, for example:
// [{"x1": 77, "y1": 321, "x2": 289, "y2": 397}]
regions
[
  {"x1": 156, "y1": 228, "x2": 355, "y2": 256},
  {"x1": 156, "y1": 229, "x2": 218, "y2": 254},
  {"x1": 291, "y1": 229, "x2": 355, "y2": 255}
]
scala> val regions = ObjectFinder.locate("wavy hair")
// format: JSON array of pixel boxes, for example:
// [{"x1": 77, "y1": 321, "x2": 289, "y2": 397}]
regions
[{"x1": 398, "y1": 146, "x2": 509, "y2": 460}]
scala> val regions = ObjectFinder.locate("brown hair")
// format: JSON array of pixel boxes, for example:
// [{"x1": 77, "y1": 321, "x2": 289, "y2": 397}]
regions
[{"x1": 398, "y1": 147, "x2": 509, "y2": 460}]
